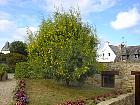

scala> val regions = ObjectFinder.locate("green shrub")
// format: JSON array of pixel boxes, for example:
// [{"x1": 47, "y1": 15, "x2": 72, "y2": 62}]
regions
[
  {"x1": 27, "y1": 62, "x2": 43, "y2": 79},
  {"x1": 0, "y1": 63, "x2": 12, "y2": 73},
  {"x1": 1, "y1": 64, "x2": 10, "y2": 73},
  {"x1": 0, "y1": 53, "x2": 27, "y2": 73},
  {"x1": 0, "y1": 64, "x2": 7, "y2": 76},
  {"x1": 0, "y1": 53, "x2": 6, "y2": 63},
  {"x1": 15, "y1": 62, "x2": 30, "y2": 78},
  {"x1": 6, "y1": 53, "x2": 27, "y2": 73},
  {"x1": 15, "y1": 62, "x2": 45, "y2": 79}
]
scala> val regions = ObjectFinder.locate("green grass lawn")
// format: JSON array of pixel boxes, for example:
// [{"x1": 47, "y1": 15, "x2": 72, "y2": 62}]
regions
[{"x1": 26, "y1": 79, "x2": 113, "y2": 105}]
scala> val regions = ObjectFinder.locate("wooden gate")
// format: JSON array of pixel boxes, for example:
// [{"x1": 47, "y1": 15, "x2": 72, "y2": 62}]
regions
[{"x1": 131, "y1": 71, "x2": 140, "y2": 105}]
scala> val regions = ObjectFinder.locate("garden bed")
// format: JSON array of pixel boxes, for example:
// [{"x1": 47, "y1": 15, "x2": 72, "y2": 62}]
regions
[
  {"x1": 26, "y1": 79, "x2": 114, "y2": 105},
  {"x1": 13, "y1": 80, "x2": 28, "y2": 105}
]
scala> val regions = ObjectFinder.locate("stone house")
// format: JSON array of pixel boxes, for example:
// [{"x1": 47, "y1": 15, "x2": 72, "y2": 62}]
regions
[
  {"x1": 97, "y1": 42, "x2": 140, "y2": 62},
  {"x1": 122, "y1": 46, "x2": 140, "y2": 62}
]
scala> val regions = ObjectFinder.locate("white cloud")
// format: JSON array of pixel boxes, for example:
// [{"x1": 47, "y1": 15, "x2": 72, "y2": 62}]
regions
[
  {"x1": 0, "y1": 11, "x2": 11, "y2": 19},
  {"x1": 0, "y1": 10, "x2": 37, "y2": 41},
  {"x1": 13, "y1": 27, "x2": 37, "y2": 40},
  {"x1": 28, "y1": 27, "x2": 37, "y2": 33},
  {"x1": 13, "y1": 28, "x2": 27, "y2": 40},
  {"x1": 111, "y1": 7, "x2": 140, "y2": 30},
  {"x1": 40, "y1": 0, "x2": 118, "y2": 14},
  {"x1": 0, "y1": 11, "x2": 15, "y2": 32},
  {"x1": 0, "y1": 19, "x2": 16, "y2": 32},
  {"x1": 0, "y1": 0, "x2": 9, "y2": 5}
]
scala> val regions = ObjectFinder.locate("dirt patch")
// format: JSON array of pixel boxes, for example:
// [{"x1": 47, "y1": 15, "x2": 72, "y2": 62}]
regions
[{"x1": 0, "y1": 74, "x2": 16, "y2": 105}]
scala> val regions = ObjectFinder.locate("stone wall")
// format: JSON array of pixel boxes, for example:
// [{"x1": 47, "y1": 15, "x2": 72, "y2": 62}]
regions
[
  {"x1": 105, "y1": 62, "x2": 140, "y2": 91},
  {"x1": 87, "y1": 74, "x2": 102, "y2": 87},
  {"x1": 97, "y1": 93, "x2": 135, "y2": 105},
  {"x1": 87, "y1": 62, "x2": 140, "y2": 91}
]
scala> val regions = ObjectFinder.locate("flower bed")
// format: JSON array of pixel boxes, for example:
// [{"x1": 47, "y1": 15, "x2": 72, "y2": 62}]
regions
[
  {"x1": 13, "y1": 80, "x2": 28, "y2": 105},
  {"x1": 58, "y1": 89, "x2": 131, "y2": 105}
]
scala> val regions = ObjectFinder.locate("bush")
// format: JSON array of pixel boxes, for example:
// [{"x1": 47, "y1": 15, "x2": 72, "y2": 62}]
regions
[
  {"x1": 15, "y1": 62, "x2": 30, "y2": 79},
  {"x1": 0, "y1": 53, "x2": 27, "y2": 73},
  {"x1": 6, "y1": 53, "x2": 27, "y2": 73},
  {"x1": 0, "y1": 64, "x2": 7, "y2": 80},
  {"x1": 0, "y1": 68, "x2": 5, "y2": 77},
  {"x1": 1, "y1": 64, "x2": 10, "y2": 73},
  {"x1": 15, "y1": 62, "x2": 46, "y2": 79},
  {"x1": 0, "y1": 64, "x2": 8, "y2": 75},
  {"x1": 0, "y1": 53, "x2": 6, "y2": 63}
]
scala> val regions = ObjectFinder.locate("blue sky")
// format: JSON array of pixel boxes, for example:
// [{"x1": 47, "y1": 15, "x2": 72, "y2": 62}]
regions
[{"x1": 0, "y1": 0, "x2": 140, "y2": 49}]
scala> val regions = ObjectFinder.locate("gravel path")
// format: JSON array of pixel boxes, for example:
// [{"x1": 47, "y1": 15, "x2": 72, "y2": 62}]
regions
[{"x1": 0, "y1": 74, "x2": 16, "y2": 105}]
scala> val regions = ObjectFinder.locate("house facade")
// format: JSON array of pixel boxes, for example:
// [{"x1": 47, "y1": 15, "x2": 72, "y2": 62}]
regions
[
  {"x1": 97, "y1": 42, "x2": 140, "y2": 62},
  {"x1": 97, "y1": 42, "x2": 116, "y2": 62},
  {"x1": 1, "y1": 42, "x2": 10, "y2": 54}
]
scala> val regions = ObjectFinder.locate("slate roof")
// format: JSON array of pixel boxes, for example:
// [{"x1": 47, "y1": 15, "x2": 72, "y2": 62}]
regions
[
  {"x1": 109, "y1": 44, "x2": 140, "y2": 61},
  {"x1": 1, "y1": 42, "x2": 10, "y2": 51},
  {"x1": 127, "y1": 46, "x2": 140, "y2": 55},
  {"x1": 109, "y1": 44, "x2": 140, "y2": 55},
  {"x1": 109, "y1": 45, "x2": 119, "y2": 55},
  {"x1": 109, "y1": 45, "x2": 121, "y2": 61}
]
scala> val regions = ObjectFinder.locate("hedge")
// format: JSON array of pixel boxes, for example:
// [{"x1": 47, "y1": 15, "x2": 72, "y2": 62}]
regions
[{"x1": 15, "y1": 62, "x2": 46, "y2": 79}]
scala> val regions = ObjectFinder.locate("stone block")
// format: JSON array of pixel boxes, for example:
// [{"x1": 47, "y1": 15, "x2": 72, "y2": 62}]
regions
[{"x1": 2, "y1": 72, "x2": 8, "y2": 81}]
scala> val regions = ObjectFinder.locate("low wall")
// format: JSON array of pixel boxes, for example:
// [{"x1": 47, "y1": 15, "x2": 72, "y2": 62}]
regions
[
  {"x1": 87, "y1": 74, "x2": 101, "y2": 87},
  {"x1": 97, "y1": 93, "x2": 135, "y2": 105}
]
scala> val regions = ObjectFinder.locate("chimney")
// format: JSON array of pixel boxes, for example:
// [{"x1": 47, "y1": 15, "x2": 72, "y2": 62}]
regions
[
  {"x1": 105, "y1": 41, "x2": 110, "y2": 46},
  {"x1": 118, "y1": 43, "x2": 125, "y2": 51}
]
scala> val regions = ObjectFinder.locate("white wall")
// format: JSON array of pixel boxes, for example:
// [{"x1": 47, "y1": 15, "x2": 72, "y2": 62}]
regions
[
  {"x1": 1, "y1": 51, "x2": 10, "y2": 54},
  {"x1": 97, "y1": 42, "x2": 116, "y2": 62}
]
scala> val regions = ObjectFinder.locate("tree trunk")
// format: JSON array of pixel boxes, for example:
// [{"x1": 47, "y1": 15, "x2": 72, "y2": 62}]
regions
[
  {"x1": 0, "y1": 75, "x2": 1, "y2": 81},
  {"x1": 66, "y1": 79, "x2": 70, "y2": 86}
]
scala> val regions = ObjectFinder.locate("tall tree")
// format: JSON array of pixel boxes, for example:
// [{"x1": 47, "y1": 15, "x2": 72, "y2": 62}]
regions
[
  {"x1": 10, "y1": 41, "x2": 27, "y2": 56},
  {"x1": 27, "y1": 10, "x2": 102, "y2": 86}
]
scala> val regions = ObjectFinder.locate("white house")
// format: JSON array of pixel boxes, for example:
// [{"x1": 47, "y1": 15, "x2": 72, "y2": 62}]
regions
[
  {"x1": 1, "y1": 42, "x2": 10, "y2": 54},
  {"x1": 97, "y1": 42, "x2": 118, "y2": 62},
  {"x1": 97, "y1": 41, "x2": 140, "y2": 62}
]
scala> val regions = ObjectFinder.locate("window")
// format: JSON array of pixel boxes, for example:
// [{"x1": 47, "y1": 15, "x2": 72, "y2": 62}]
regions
[
  {"x1": 122, "y1": 55, "x2": 126, "y2": 60},
  {"x1": 101, "y1": 71, "x2": 119, "y2": 88},
  {"x1": 108, "y1": 53, "x2": 110, "y2": 56},
  {"x1": 103, "y1": 53, "x2": 104, "y2": 59},
  {"x1": 135, "y1": 54, "x2": 139, "y2": 59},
  {"x1": 102, "y1": 74, "x2": 115, "y2": 88},
  {"x1": 127, "y1": 55, "x2": 129, "y2": 59}
]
